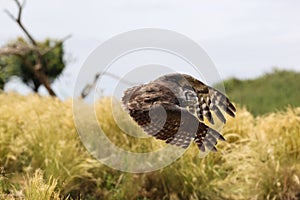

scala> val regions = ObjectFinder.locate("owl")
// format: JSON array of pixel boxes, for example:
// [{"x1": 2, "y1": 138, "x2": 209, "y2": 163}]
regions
[{"x1": 122, "y1": 73, "x2": 236, "y2": 152}]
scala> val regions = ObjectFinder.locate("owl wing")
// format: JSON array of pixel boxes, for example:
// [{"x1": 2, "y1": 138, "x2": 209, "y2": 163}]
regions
[
  {"x1": 122, "y1": 84, "x2": 224, "y2": 151},
  {"x1": 190, "y1": 81, "x2": 236, "y2": 125}
]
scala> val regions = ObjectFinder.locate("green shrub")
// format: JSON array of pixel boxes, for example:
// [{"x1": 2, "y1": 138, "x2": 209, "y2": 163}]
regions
[{"x1": 219, "y1": 69, "x2": 300, "y2": 116}]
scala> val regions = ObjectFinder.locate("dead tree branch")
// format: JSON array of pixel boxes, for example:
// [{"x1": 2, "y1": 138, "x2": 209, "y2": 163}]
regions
[
  {"x1": 4, "y1": 0, "x2": 37, "y2": 45},
  {"x1": 0, "y1": 35, "x2": 71, "y2": 56},
  {"x1": 81, "y1": 72, "x2": 141, "y2": 99},
  {"x1": 0, "y1": 42, "x2": 39, "y2": 56}
]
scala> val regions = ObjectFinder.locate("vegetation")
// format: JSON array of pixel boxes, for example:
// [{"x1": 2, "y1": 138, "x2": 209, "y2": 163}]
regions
[
  {"x1": 0, "y1": 0, "x2": 69, "y2": 96},
  {"x1": 219, "y1": 69, "x2": 300, "y2": 116},
  {"x1": 1, "y1": 93, "x2": 300, "y2": 199}
]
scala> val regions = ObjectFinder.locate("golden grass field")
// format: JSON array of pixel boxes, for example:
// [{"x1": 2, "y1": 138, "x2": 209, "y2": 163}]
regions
[{"x1": 0, "y1": 93, "x2": 300, "y2": 200}]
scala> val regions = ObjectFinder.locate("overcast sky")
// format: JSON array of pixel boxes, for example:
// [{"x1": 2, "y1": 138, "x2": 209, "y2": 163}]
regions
[{"x1": 1, "y1": 0, "x2": 300, "y2": 98}]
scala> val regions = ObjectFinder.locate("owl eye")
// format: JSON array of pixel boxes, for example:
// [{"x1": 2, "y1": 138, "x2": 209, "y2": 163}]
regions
[{"x1": 184, "y1": 90, "x2": 197, "y2": 102}]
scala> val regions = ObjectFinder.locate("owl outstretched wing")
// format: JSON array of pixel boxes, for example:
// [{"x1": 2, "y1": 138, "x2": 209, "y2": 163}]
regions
[
  {"x1": 179, "y1": 74, "x2": 236, "y2": 125},
  {"x1": 122, "y1": 76, "x2": 231, "y2": 152}
]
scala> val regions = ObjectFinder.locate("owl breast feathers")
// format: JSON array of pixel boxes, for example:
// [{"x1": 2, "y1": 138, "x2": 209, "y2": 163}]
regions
[{"x1": 122, "y1": 73, "x2": 236, "y2": 152}]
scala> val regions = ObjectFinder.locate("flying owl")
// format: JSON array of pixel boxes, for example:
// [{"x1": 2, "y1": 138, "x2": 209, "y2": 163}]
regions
[{"x1": 122, "y1": 73, "x2": 236, "y2": 152}]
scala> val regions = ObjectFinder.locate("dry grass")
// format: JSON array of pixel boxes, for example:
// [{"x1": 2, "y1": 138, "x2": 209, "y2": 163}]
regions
[{"x1": 1, "y1": 93, "x2": 300, "y2": 199}]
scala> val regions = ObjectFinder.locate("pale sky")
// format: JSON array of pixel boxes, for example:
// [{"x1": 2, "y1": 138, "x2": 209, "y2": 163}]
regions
[{"x1": 1, "y1": 0, "x2": 300, "y2": 98}]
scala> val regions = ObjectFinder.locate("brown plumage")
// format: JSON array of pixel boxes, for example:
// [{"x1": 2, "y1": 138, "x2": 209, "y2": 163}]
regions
[{"x1": 122, "y1": 73, "x2": 236, "y2": 152}]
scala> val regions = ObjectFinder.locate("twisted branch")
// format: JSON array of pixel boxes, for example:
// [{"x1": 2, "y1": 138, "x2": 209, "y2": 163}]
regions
[
  {"x1": 4, "y1": 0, "x2": 37, "y2": 45},
  {"x1": 81, "y1": 72, "x2": 141, "y2": 99}
]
